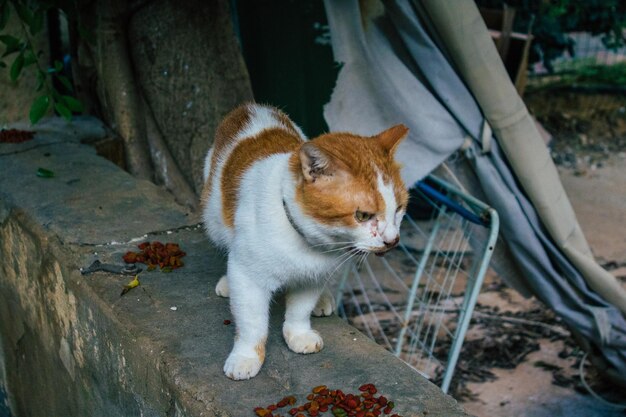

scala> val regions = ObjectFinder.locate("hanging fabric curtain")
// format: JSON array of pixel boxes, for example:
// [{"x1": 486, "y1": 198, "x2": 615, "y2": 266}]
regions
[{"x1": 323, "y1": 0, "x2": 626, "y2": 384}]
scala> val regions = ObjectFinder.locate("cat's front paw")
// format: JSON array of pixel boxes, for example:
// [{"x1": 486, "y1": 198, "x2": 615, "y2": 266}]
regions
[
  {"x1": 283, "y1": 327, "x2": 324, "y2": 354},
  {"x1": 215, "y1": 275, "x2": 229, "y2": 297},
  {"x1": 223, "y1": 352, "x2": 262, "y2": 380},
  {"x1": 312, "y1": 290, "x2": 335, "y2": 317}
]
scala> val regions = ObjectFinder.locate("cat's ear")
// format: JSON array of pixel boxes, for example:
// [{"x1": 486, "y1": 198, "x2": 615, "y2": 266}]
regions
[
  {"x1": 377, "y1": 124, "x2": 409, "y2": 155},
  {"x1": 299, "y1": 142, "x2": 333, "y2": 183}
]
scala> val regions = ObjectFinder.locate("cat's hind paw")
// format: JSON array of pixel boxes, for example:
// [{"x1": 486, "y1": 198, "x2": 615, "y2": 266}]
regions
[
  {"x1": 283, "y1": 327, "x2": 324, "y2": 354},
  {"x1": 215, "y1": 275, "x2": 229, "y2": 297},
  {"x1": 312, "y1": 289, "x2": 335, "y2": 317},
  {"x1": 223, "y1": 352, "x2": 262, "y2": 380}
]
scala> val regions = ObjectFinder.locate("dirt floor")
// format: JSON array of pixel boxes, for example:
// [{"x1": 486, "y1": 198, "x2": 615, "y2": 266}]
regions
[{"x1": 458, "y1": 91, "x2": 626, "y2": 417}]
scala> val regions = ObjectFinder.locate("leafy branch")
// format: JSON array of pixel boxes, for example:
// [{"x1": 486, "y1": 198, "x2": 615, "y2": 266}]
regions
[{"x1": 0, "y1": 0, "x2": 83, "y2": 124}]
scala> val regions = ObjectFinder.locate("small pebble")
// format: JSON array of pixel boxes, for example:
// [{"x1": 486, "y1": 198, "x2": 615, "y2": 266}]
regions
[{"x1": 170, "y1": 306, "x2": 177, "y2": 311}]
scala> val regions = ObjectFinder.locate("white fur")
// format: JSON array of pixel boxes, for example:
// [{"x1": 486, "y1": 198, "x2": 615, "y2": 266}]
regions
[
  {"x1": 203, "y1": 147, "x2": 213, "y2": 182},
  {"x1": 377, "y1": 172, "x2": 400, "y2": 244},
  {"x1": 202, "y1": 104, "x2": 301, "y2": 250},
  {"x1": 350, "y1": 172, "x2": 401, "y2": 253}
]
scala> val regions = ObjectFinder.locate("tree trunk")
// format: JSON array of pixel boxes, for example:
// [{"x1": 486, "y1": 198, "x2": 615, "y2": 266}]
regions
[{"x1": 128, "y1": 0, "x2": 253, "y2": 193}]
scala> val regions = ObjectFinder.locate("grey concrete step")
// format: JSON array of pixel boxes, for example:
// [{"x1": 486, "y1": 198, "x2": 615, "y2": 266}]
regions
[{"x1": 0, "y1": 118, "x2": 470, "y2": 417}]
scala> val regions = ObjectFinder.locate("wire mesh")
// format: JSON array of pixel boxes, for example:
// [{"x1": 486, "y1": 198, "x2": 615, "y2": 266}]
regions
[{"x1": 335, "y1": 175, "x2": 498, "y2": 393}]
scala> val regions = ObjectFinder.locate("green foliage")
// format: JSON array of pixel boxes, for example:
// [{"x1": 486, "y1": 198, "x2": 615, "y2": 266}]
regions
[
  {"x1": 477, "y1": 0, "x2": 626, "y2": 72},
  {"x1": 29, "y1": 94, "x2": 49, "y2": 124},
  {"x1": 0, "y1": 0, "x2": 84, "y2": 124},
  {"x1": 528, "y1": 61, "x2": 626, "y2": 91}
]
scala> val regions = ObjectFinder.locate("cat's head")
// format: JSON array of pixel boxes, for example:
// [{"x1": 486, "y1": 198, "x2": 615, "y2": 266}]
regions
[{"x1": 290, "y1": 125, "x2": 409, "y2": 255}]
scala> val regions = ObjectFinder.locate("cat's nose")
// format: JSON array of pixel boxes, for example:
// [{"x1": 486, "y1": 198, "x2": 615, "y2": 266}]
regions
[{"x1": 384, "y1": 236, "x2": 400, "y2": 248}]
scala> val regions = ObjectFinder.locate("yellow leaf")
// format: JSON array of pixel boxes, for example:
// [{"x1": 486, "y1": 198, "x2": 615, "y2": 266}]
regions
[{"x1": 120, "y1": 275, "x2": 140, "y2": 296}]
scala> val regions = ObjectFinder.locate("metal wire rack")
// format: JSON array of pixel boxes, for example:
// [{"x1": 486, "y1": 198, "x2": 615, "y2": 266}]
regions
[{"x1": 335, "y1": 175, "x2": 499, "y2": 393}]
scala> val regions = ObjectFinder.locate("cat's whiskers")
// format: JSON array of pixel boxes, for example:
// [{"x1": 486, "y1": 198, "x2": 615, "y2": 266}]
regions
[
  {"x1": 324, "y1": 247, "x2": 362, "y2": 284},
  {"x1": 319, "y1": 244, "x2": 357, "y2": 254},
  {"x1": 309, "y1": 241, "x2": 357, "y2": 248},
  {"x1": 356, "y1": 251, "x2": 369, "y2": 269}
]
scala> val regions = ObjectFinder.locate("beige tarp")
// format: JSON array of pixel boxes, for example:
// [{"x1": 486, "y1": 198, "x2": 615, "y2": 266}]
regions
[{"x1": 420, "y1": 0, "x2": 626, "y2": 315}]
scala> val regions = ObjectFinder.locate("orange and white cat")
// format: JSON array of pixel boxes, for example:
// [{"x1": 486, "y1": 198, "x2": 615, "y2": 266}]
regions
[{"x1": 201, "y1": 103, "x2": 408, "y2": 380}]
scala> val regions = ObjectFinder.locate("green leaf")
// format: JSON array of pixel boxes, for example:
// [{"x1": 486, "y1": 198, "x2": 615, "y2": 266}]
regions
[
  {"x1": 36, "y1": 168, "x2": 55, "y2": 178},
  {"x1": 29, "y1": 95, "x2": 50, "y2": 124},
  {"x1": 0, "y1": 34, "x2": 19, "y2": 48},
  {"x1": 10, "y1": 52, "x2": 24, "y2": 81},
  {"x1": 23, "y1": 51, "x2": 37, "y2": 67},
  {"x1": 61, "y1": 95, "x2": 83, "y2": 113},
  {"x1": 56, "y1": 74, "x2": 73, "y2": 92},
  {"x1": 35, "y1": 69, "x2": 45, "y2": 91},
  {"x1": 0, "y1": 2, "x2": 10, "y2": 31},
  {"x1": 54, "y1": 60, "x2": 63, "y2": 72},
  {"x1": 0, "y1": 35, "x2": 22, "y2": 58},
  {"x1": 54, "y1": 101, "x2": 72, "y2": 120}
]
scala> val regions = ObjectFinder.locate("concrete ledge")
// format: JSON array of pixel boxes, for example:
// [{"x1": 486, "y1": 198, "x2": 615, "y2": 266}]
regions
[{"x1": 0, "y1": 118, "x2": 470, "y2": 417}]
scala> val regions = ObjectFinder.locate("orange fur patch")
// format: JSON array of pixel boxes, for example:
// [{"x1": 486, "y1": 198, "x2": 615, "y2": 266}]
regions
[
  {"x1": 255, "y1": 339, "x2": 267, "y2": 362},
  {"x1": 221, "y1": 129, "x2": 302, "y2": 227},
  {"x1": 290, "y1": 133, "x2": 408, "y2": 226},
  {"x1": 200, "y1": 104, "x2": 252, "y2": 210}
]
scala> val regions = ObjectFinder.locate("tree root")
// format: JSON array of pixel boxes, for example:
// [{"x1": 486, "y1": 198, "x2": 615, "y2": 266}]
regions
[
  {"x1": 94, "y1": 0, "x2": 153, "y2": 180},
  {"x1": 143, "y1": 95, "x2": 199, "y2": 211},
  {"x1": 75, "y1": 0, "x2": 200, "y2": 212}
]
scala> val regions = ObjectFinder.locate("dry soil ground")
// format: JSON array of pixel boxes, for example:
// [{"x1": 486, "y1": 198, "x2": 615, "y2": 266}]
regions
[{"x1": 459, "y1": 92, "x2": 626, "y2": 417}]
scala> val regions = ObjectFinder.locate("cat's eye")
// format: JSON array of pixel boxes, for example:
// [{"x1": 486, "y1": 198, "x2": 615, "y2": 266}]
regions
[{"x1": 355, "y1": 210, "x2": 374, "y2": 222}]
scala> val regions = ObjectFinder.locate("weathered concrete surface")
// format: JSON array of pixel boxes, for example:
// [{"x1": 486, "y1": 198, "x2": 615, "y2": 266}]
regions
[{"x1": 0, "y1": 119, "x2": 470, "y2": 417}]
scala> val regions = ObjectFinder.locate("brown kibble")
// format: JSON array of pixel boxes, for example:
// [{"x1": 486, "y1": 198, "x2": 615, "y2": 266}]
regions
[
  {"x1": 253, "y1": 383, "x2": 401, "y2": 417},
  {"x1": 123, "y1": 241, "x2": 186, "y2": 271},
  {"x1": 346, "y1": 398, "x2": 358, "y2": 409},
  {"x1": 312, "y1": 385, "x2": 327, "y2": 394}
]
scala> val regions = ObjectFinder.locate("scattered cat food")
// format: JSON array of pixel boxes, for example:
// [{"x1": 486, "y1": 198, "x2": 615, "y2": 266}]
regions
[
  {"x1": 223, "y1": 319, "x2": 232, "y2": 325},
  {"x1": 123, "y1": 241, "x2": 186, "y2": 271},
  {"x1": 36, "y1": 167, "x2": 55, "y2": 178},
  {"x1": 120, "y1": 275, "x2": 140, "y2": 296},
  {"x1": 0, "y1": 129, "x2": 34, "y2": 143},
  {"x1": 253, "y1": 384, "x2": 403, "y2": 417}
]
